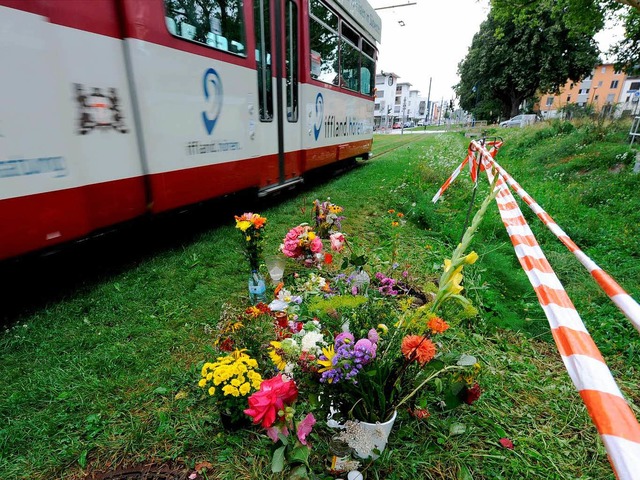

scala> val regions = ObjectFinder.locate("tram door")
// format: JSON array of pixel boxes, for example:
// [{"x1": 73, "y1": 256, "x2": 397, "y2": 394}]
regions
[{"x1": 254, "y1": 0, "x2": 302, "y2": 194}]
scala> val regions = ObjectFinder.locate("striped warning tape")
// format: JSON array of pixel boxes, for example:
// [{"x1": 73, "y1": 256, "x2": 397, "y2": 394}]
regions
[
  {"x1": 484, "y1": 166, "x2": 640, "y2": 480},
  {"x1": 471, "y1": 140, "x2": 640, "y2": 335},
  {"x1": 431, "y1": 153, "x2": 470, "y2": 203}
]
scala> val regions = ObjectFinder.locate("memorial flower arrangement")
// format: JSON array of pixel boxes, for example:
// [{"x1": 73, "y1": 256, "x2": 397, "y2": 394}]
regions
[
  {"x1": 280, "y1": 224, "x2": 326, "y2": 266},
  {"x1": 234, "y1": 212, "x2": 267, "y2": 271},
  {"x1": 194, "y1": 182, "x2": 497, "y2": 475},
  {"x1": 313, "y1": 198, "x2": 345, "y2": 238},
  {"x1": 198, "y1": 349, "x2": 263, "y2": 426}
]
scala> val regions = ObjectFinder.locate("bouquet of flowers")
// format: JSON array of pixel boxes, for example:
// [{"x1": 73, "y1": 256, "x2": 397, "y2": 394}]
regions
[
  {"x1": 280, "y1": 224, "x2": 325, "y2": 267},
  {"x1": 198, "y1": 349, "x2": 263, "y2": 426},
  {"x1": 234, "y1": 212, "x2": 267, "y2": 271},
  {"x1": 313, "y1": 198, "x2": 344, "y2": 238}
]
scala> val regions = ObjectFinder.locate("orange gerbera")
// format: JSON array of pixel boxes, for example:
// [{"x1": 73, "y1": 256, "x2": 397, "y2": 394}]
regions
[
  {"x1": 401, "y1": 335, "x2": 436, "y2": 365},
  {"x1": 427, "y1": 316, "x2": 450, "y2": 334}
]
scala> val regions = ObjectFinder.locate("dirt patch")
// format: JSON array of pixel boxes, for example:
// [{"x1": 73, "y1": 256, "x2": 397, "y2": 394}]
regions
[{"x1": 87, "y1": 466, "x2": 191, "y2": 480}]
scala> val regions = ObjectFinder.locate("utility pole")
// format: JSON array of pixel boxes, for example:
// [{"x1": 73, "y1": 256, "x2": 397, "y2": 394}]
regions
[
  {"x1": 424, "y1": 77, "x2": 431, "y2": 130},
  {"x1": 401, "y1": 97, "x2": 406, "y2": 135}
]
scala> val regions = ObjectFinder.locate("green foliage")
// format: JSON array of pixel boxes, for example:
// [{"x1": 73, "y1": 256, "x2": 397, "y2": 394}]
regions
[
  {"x1": 457, "y1": 1, "x2": 600, "y2": 118},
  {"x1": 1, "y1": 129, "x2": 636, "y2": 480}
]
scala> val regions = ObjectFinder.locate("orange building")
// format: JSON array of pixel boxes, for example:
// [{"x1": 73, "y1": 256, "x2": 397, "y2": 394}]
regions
[{"x1": 539, "y1": 64, "x2": 626, "y2": 118}]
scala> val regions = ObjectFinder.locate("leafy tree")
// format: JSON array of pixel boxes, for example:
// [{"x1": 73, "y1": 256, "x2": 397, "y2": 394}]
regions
[
  {"x1": 455, "y1": 3, "x2": 600, "y2": 119},
  {"x1": 491, "y1": 0, "x2": 640, "y2": 74},
  {"x1": 610, "y1": 9, "x2": 640, "y2": 75}
]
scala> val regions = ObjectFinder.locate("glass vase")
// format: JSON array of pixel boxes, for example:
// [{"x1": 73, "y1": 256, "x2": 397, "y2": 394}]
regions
[{"x1": 248, "y1": 270, "x2": 266, "y2": 304}]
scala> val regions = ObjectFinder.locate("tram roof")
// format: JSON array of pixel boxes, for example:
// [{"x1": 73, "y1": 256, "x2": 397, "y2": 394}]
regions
[{"x1": 331, "y1": 0, "x2": 382, "y2": 44}]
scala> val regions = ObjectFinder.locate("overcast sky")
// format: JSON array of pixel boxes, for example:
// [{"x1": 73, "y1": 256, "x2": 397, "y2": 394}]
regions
[{"x1": 370, "y1": 0, "x2": 625, "y2": 103}]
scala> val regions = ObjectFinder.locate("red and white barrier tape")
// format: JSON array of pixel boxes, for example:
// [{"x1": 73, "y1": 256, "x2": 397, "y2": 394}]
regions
[
  {"x1": 431, "y1": 155, "x2": 470, "y2": 203},
  {"x1": 484, "y1": 166, "x2": 640, "y2": 480},
  {"x1": 471, "y1": 140, "x2": 640, "y2": 335}
]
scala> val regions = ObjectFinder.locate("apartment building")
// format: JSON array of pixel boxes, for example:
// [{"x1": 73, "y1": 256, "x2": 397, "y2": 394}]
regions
[
  {"x1": 540, "y1": 63, "x2": 626, "y2": 118},
  {"x1": 374, "y1": 72, "x2": 430, "y2": 127}
]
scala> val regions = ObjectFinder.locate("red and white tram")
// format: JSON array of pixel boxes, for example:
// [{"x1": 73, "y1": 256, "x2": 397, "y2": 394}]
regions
[{"x1": 0, "y1": 0, "x2": 380, "y2": 261}]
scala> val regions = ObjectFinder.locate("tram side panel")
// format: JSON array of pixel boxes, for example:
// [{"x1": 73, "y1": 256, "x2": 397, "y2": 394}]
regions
[
  {"x1": 0, "y1": 2, "x2": 146, "y2": 261},
  {"x1": 301, "y1": 85, "x2": 374, "y2": 171},
  {"x1": 121, "y1": 0, "x2": 283, "y2": 214}
]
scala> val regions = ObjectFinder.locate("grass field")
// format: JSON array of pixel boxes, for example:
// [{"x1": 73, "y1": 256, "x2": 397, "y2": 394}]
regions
[{"x1": 1, "y1": 120, "x2": 638, "y2": 479}]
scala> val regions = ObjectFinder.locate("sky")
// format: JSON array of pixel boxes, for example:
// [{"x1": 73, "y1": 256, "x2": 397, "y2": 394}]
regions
[{"x1": 369, "y1": 0, "x2": 625, "y2": 103}]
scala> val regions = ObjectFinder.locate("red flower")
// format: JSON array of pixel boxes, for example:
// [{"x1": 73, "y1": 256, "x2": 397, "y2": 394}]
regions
[
  {"x1": 219, "y1": 337, "x2": 235, "y2": 352},
  {"x1": 324, "y1": 253, "x2": 333, "y2": 264},
  {"x1": 401, "y1": 335, "x2": 436, "y2": 365},
  {"x1": 244, "y1": 375, "x2": 298, "y2": 428},
  {"x1": 408, "y1": 407, "x2": 430, "y2": 420},
  {"x1": 427, "y1": 316, "x2": 450, "y2": 334},
  {"x1": 499, "y1": 438, "x2": 514, "y2": 450},
  {"x1": 463, "y1": 383, "x2": 482, "y2": 405}
]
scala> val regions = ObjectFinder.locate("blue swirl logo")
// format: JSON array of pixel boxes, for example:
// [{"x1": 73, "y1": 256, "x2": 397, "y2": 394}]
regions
[
  {"x1": 313, "y1": 93, "x2": 324, "y2": 140},
  {"x1": 202, "y1": 68, "x2": 223, "y2": 135}
]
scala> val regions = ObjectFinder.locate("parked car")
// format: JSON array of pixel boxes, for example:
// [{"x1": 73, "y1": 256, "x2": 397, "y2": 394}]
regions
[
  {"x1": 499, "y1": 114, "x2": 537, "y2": 128},
  {"x1": 403, "y1": 121, "x2": 414, "y2": 128},
  {"x1": 392, "y1": 122, "x2": 402, "y2": 129}
]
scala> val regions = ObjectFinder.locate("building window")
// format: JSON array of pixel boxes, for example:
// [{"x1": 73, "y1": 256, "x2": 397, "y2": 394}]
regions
[
  {"x1": 566, "y1": 95, "x2": 571, "y2": 102},
  {"x1": 546, "y1": 96, "x2": 554, "y2": 107},
  {"x1": 606, "y1": 93, "x2": 615, "y2": 103},
  {"x1": 601, "y1": 66, "x2": 606, "y2": 73},
  {"x1": 611, "y1": 80, "x2": 619, "y2": 89},
  {"x1": 164, "y1": 0, "x2": 245, "y2": 54},
  {"x1": 598, "y1": 80, "x2": 603, "y2": 87},
  {"x1": 630, "y1": 81, "x2": 640, "y2": 90},
  {"x1": 593, "y1": 95, "x2": 599, "y2": 101}
]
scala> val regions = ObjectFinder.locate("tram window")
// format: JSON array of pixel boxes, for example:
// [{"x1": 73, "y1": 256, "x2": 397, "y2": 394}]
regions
[
  {"x1": 309, "y1": 1, "x2": 338, "y2": 84},
  {"x1": 285, "y1": 0, "x2": 299, "y2": 122},
  {"x1": 255, "y1": 0, "x2": 273, "y2": 121},
  {"x1": 163, "y1": 0, "x2": 246, "y2": 56},
  {"x1": 361, "y1": 40, "x2": 376, "y2": 96},
  {"x1": 340, "y1": 24, "x2": 360, "y2": 92},
  {"x1": 310, "y1": 0, "x2": 337, "y2": 30}
]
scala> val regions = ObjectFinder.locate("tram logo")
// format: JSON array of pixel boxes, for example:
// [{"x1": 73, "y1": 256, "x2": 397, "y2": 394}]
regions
[
  {"x1": 74, "y1": 84, "x2": 128, "y2": 135},
  {"x1": 313, "y1": 93, "x2": 324, "y2": 140},
  {"x1": 202, "y1": 68, "x2": 223, "y2": 135}
]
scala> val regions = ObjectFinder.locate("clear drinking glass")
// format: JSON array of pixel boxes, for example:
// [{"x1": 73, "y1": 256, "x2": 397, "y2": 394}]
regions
[{"x1": 265, "y1": 256, "x2": 285, "y2": 283}]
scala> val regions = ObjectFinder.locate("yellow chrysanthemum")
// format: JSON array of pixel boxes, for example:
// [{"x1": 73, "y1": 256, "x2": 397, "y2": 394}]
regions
[
  {"x1": 198, "y1": 378, "x2": 207, "y2": 388},
  {"x1": 208, "y1": 386, "x2": 215, "y2": 396},
  {"x1": 239, "y1": 382, "x2": 251, "y2": 396},
  {"x1": 222, "y1": 384, "x2": 239, "y2": 397}
]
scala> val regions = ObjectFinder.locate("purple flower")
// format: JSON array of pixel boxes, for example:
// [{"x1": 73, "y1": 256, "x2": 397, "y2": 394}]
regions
[
  {"x1": 335, "y1": 332, "x2": 354, "y2": 347},
  {"x1": 368, "y1": 328, "x2": 379, "y2": 343}
]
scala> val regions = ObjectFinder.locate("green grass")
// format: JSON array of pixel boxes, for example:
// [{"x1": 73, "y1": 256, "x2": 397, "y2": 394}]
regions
[{"x1": 1, "y1": 122, "x2": 638, "y2": 479}]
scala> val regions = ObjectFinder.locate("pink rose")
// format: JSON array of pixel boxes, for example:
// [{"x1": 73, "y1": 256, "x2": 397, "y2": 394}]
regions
[
  {"x1": 310, "y1": 237, "x2": 323, "y2": 253},
  {"x1": 244, "y1": 375, "x2": 298, "y2": 428},
  {"x1": 330, "y1": 232, "x2": 345, "y2": 252}
]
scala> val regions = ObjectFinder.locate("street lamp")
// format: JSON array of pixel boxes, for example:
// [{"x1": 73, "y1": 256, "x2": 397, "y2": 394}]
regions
[{"x1": 401, "y1": 97, "x2": 406, "y2": 134}]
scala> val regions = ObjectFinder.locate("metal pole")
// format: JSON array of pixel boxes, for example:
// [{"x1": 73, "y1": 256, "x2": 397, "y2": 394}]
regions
[{"x1": 424, "y1": 77, "x2": 431, "y2": 130}]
